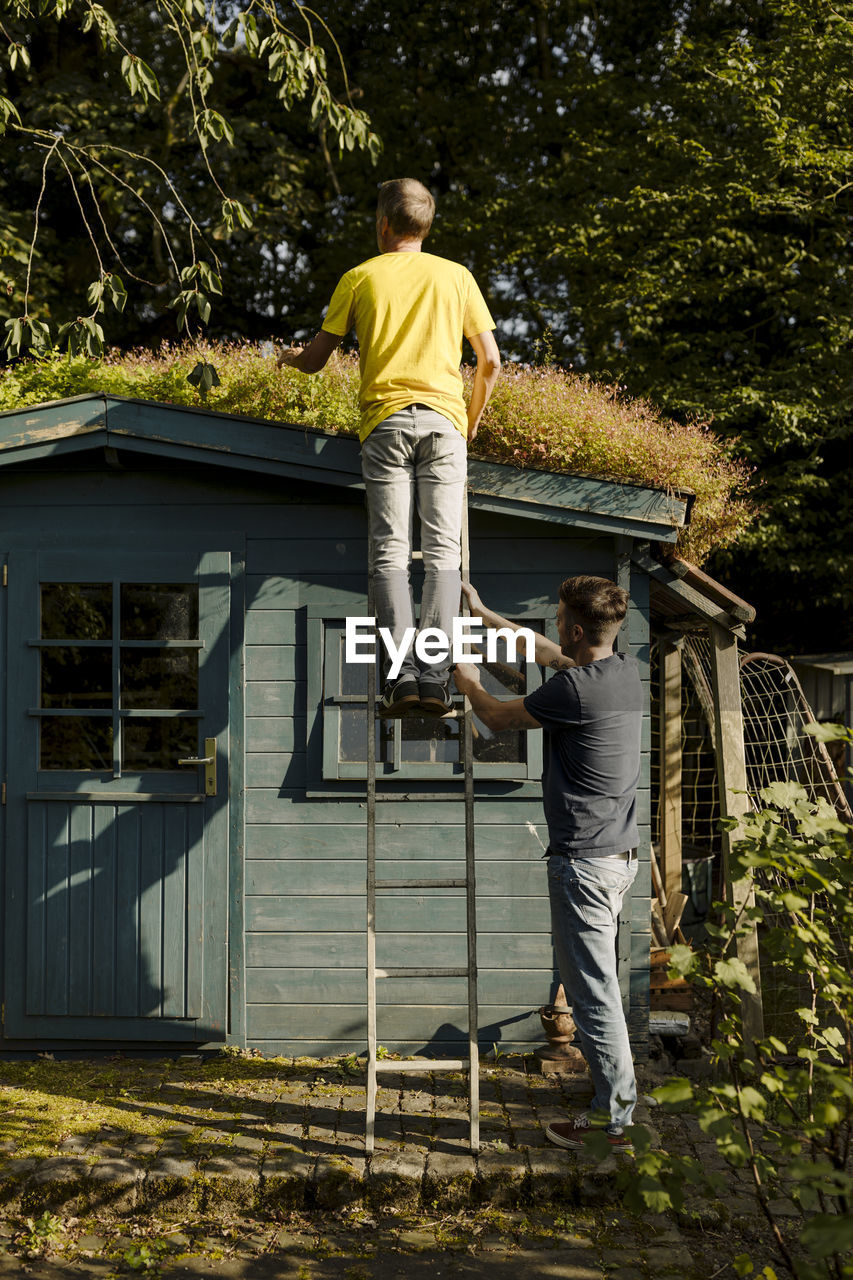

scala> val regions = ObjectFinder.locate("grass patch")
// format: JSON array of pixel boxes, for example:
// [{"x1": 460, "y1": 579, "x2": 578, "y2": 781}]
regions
[{"x1": 0, "y1": 342, "x2": 752, "y2": 563}]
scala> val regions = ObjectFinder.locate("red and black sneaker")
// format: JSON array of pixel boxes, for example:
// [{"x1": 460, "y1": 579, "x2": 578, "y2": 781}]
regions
[{"x1": 545, "y1": 1114, "x2": 634, "y2": 1154}]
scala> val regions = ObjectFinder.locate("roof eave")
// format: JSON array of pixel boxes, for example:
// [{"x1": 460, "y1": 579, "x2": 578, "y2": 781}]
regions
[{"x1": 0, "y1": 394, "x2": 689, "y2": 542}]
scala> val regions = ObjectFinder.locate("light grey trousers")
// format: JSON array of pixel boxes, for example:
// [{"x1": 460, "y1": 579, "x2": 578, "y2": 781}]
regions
[{"x1": 360, "y1": 405, "x2": 467, "y2": 684}]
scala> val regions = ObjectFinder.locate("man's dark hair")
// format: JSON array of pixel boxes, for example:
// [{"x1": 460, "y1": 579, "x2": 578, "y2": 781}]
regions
[
  {"x1": 376, "y1": 178, "x2": 435, "y2": 239},
  {"x1": 558, "y1": 575, "x2": 629, "y2": 645}
]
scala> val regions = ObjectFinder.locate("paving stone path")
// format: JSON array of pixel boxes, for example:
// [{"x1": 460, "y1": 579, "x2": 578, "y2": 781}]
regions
[{"x1": 0, "y1": 1057, "x2": 797, "y2": 1278}]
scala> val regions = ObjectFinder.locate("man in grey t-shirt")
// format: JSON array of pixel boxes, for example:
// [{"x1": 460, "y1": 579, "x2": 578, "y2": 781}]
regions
[{"x1": 454, "y1": 575, "x2": 641, "y2": 1155}]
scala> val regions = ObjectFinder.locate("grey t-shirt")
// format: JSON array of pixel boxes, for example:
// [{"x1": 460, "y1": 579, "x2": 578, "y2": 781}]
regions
[{"x1": 523, "y1": 653, "x2": 642, "y2": 857}]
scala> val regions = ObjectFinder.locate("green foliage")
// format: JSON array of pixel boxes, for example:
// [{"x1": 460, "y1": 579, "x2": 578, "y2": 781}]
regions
[
  {"x1": 18, "y1": 1211, "x2": 65, "y2": 1254},
  {"x1": 4, "y1": 0, "x2": 849, "y2": 636},
  {"x1": 0, "y1": 0, "x2": 379, "y2": 355},
  {"x1": 122, "y1": 1240, "x2": 169, "y2": 1272},
  {"x1": 0, "y1": 342, "x2": 752, "y2": 561},
  {"x1": 627, "y1": 758, "x2": 853, "y2": 1279}
]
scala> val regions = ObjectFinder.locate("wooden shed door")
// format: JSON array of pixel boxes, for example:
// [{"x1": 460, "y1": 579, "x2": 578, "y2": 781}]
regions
[{"x1": 3, "y1": 550, "x2": 231, "y2": 1042}]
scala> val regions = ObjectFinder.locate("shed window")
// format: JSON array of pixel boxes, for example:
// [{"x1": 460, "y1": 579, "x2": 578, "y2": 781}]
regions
[
  {"x1": 35, "y1": 582, "x2": 201, "y2": 773},
  {"x1": 319, "y1": 619, "x2": 544, "y2": 781}
]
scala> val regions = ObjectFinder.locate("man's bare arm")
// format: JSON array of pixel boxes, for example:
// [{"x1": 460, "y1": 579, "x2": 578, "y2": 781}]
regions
[
  {"x1": 466, "y1": 330, "x2": 501, "y2": 442},
  {"x1": 453, "y1": 665, "x2": 542, "y2": 732},
  {"x1": 277, "y1": 330, "x2": 343, "y2": 374},
  {"x1": 461, "y1": 582, "x2": 574, "y2": 671}
]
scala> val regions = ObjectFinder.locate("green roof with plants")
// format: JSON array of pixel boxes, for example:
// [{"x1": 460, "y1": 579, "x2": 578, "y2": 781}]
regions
[{"x1": 0, "y1": 343, "x2": 752, "y2": 563}]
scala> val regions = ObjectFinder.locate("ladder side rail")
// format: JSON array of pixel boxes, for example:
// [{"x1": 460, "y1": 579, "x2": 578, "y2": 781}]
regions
[
  {"x1": 460, "y1": 500, "x2": 480, "y2": 1153},
  {"x1": 365, "y1": 521, "x2": 378, "y2": 1155}
]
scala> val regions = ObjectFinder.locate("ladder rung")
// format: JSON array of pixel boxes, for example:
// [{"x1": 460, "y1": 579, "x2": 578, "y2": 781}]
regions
[
  {"x1": 375, "y1": 1058, "x2": 469, "y2": 1073},
  {"x1": 375, "y1": 878, "x2": 467, "y2": 890},
  {"x1": 376, "y1": 966, "x2": 469, "y2": 978}
]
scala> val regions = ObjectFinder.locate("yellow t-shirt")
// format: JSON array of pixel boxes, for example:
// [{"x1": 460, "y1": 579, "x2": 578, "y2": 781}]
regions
[{"x1": 321, "y1": 252, "x2": 495, "y2": 442}]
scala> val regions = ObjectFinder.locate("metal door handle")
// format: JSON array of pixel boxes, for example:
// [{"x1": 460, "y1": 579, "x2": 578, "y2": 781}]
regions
[{"x1": 178, "y1": 737, "x2": 217, "y2": 796}]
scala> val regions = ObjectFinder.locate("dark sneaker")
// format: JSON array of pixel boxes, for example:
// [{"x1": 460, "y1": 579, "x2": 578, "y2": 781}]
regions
[
  {"x1": 545, "y1": 1115, "x2": 634, "y2": 1154},
  {"x1": 418, "y1": 678, "x2": 454, "y2": 716},
  {"x1": 377, "y1": 677, "x2": 420, "y2": 719}
]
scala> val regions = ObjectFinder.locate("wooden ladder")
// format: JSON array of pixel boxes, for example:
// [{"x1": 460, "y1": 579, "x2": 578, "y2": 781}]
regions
[{"x1": 364, "y1": 501, "x2": 479, "y2": 1154}]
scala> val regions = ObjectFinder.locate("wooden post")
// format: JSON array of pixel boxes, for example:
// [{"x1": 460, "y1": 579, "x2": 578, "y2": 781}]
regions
[
  {"x1": 659, "y1": 639, "x2": 683, "y2": 902},
  {"x1": 707, "y1": 622, "x2": 764, "y2": 1043}
]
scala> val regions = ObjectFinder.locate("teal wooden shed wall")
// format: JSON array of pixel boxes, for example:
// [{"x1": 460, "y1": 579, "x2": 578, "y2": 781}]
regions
[{"x1": 0, "y1": 397, "x2": 665, "y2": 1059}]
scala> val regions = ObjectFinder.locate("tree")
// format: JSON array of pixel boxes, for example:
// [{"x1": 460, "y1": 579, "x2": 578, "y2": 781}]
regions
[
  {"x1": 3, "y1": 0, "x2": 851, "y2": 649},
  {"x1": 303, "y1": 0, "x2": 853, "y2": 650},
  {"x1": 0, "y1": 0, "x2": 379, "y2": 361}
]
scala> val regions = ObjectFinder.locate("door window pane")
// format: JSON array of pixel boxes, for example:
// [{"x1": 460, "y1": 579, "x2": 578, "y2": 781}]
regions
[
  {"x1": 123, "y1": 718, "x2": 199, "y2": 771},
  {"x1": 36, "y1": 579, "x2": 204, "y2": 774},
  {"x1": 40, "y1": 717, "x2": 113, "y2": 770},
  {"x1": 41, "y1": 647, "x2": 112, "y2": 708},
  {"x1": 41, "y1": 584, "x2": 111, "y2": 640},
  {"x1": 121, "y1": 650, "x2": 199, "y2": 710},
  {"x1": 121, "y1": 584, "x2": 198, "y2": 640}
]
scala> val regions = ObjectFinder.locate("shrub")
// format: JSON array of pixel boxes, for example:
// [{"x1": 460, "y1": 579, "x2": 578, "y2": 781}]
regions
[
  {"x1": 0, "y1": 342, "x2": 753, "y2": 562},
  {"x1": 628, "y1": 734, "x2": 853, "y2": 1280}
]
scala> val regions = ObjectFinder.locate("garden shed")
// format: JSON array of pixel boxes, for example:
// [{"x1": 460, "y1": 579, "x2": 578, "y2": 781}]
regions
[{"x1": 0, "y1": 391, "x2": 728, "y2": 1061}]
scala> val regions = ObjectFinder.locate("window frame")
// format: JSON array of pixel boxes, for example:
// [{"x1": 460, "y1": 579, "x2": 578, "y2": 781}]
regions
[
  {"x1": 306, "y1": 610, "x2": 545, "y2": 785},
  {"x1": 33, "y1": 579, "x2": 204, "y2": 778}
]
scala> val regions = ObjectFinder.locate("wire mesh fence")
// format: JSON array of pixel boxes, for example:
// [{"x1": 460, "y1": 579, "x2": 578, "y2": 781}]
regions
[
  {"x1": 650, "y1": 633, "x2": 721, "y2": 941},
  {"x1": 651, "y1": 632, "x2": 851, "y2": 1037}
]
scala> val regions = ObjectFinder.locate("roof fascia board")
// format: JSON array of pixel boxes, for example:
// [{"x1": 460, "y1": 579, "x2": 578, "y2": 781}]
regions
[
  {"x1": 633, "y1": 547, "x2": 745, "y2": 635},
  {"x1": 0, "y1": 392, "x2": 107, "y2": 420},
  {"x1": 109, "y1": 434, "x2": 364, "y2": 490},
  {"x1": 467, "y1": 492, "x2": 679, "y2": 541},
  {"x1": 467, "y1": 460, "x2": 688, "y2": 532},
  {"x1": 99, "y1": 437, "x2": 677, "y2": 539},
  {"x1": 0, "y1": 430, "x2": 109, "y2": 468},
  {"x1": 105, "y1": 394, "x2": 363, "y2": 476},
  {"x1": 104, "y1": 399, "x2": 687, "y2": 533},
  {"x1": 0, "y1": 397, "x2": 106, "y2": 463}
]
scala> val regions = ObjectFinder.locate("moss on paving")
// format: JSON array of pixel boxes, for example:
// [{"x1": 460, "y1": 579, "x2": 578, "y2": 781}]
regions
[
  {"x1": 0, "y1": 1055, "x2": 801, "y2": 1277},
  {"x1": 0, "y1": 1202, "x2": 793, "y2": 1278},
  {"x1": 0, "y1": 1053, "x2": 304, "y2": 1158}
]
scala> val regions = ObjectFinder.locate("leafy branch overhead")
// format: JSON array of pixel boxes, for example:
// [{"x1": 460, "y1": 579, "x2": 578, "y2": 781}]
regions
[{"x1": 0, "y1": 0, "x2": 380, "y2": 358}]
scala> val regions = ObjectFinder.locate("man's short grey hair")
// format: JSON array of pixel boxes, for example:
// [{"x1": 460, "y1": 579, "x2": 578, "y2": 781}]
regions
[{"x1": 376, "y1": 178, "x2": 435, "y2": 239}]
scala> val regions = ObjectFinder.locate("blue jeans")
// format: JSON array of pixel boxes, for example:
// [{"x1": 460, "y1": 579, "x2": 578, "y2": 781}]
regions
[
  {"x1": 547, "y1": 853, "x2": 638, "y2": 1134},
  {"x1": 361, "y1": 406, "x2": 467, "y2": 684}
]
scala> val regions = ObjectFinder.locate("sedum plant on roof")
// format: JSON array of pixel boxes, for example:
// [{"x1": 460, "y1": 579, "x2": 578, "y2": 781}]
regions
[{"x1": 0, "y1": 342, "x2": 752, "y2": 563}]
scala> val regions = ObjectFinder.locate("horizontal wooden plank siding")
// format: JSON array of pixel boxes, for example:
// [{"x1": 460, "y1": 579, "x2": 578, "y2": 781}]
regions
[
  {"x1": 245, "y1": 859, "x2": 550, "y2": 896},
  {"x1": 245, "y1": 790, "x2": 651, "y2": 826},
  {"x1": 249, "y1": 538, "x2": 615, "y2": 576},
  {"x1": 246, "y1": 1003, "x2": 544, "y2": 1046},
  {"x1": 246, "y1": 968, "x2": 557, "y2": 1007},
  {"x1": 245, "y1": 893, "x2": 551, "y2": 934},
  {"x1": 245, "y1": 822, "x2": 552, "y2": 860},
  {"x1": 238, "y1": 513, "x2": 651, "y2": 1055},
  {"x1": 246, "y1": 932, "x2": 554, "y2": 970},
  {"x1": 0, "y1": 440, "x2": 656, "y2": 1057}
]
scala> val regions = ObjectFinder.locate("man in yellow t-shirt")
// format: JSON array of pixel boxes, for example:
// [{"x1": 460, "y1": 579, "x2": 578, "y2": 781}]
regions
[{"x1": 278, "y1": 178, "x2": 501, "y2": 717}]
